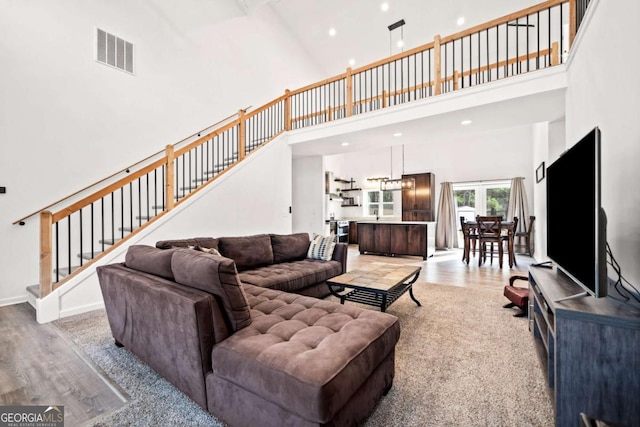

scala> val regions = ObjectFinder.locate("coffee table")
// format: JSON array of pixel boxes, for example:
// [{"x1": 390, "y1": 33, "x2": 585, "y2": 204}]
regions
[{"x1": 326, "y1": 262, "x2": 422, "y2": 312}]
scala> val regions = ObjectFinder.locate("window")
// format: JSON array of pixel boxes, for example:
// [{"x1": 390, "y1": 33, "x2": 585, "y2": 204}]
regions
[
  {"x1": 453, "y1": 180, "x2": 511, "y2": 227},
  {"x1": 365, "y1": 190, "x2": 395, "y2": 217}
]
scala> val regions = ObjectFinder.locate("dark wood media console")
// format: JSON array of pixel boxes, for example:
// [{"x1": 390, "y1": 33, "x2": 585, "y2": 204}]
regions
[{"x1": 528, "y1": 267, "x2": 640, "y2": 427}]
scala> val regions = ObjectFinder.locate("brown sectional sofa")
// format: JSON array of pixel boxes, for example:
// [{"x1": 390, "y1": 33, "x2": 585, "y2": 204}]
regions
[
  {"x1": 155, "y1": 233, "x2": 347, "y2": 299},
  {"x1": 97, "y1": 234, "x2": 401, "y2": 426}
]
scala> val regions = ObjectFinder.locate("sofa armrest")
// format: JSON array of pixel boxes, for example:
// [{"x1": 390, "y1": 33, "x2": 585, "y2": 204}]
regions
[
  {"x1": 97, "y1": 263, "x2": 229, "y2": 409},
  {"x1": 331, "y1": 242, "x2": 348, "y2": 273}
]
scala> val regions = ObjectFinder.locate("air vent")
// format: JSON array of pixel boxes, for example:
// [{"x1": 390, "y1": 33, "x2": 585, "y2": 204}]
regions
[{"x1": 96, "y1": 28, "x2": 134, "y2": 74}]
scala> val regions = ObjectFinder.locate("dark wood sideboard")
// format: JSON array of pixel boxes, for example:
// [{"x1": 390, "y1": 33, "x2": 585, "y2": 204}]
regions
[
  {"x1": 528, "y1": 267, "x2": 640, "y2": 427},
  {"x1": 357, "y1": 221, "x2": 435, "y2": 260}
]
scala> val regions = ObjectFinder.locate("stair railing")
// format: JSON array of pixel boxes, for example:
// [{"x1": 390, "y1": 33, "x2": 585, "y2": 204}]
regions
[{"x1": 22, "y1": 0, "x2": 584, "y2": 298}]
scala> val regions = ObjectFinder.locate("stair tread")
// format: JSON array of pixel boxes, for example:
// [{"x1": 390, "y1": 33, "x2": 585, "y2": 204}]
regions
[
  {"x1": 26, "y1": 284, "x2": 39, "y2": 297},
  {"x1": 78, "y1": 252, "x2": 103, "y2": 260},
  {"x1": 55, "y1": 266, "x2": 81, "y2": 277},
  {"x1": 99, "y1": 238, "x2": 122, "y2": 245}
]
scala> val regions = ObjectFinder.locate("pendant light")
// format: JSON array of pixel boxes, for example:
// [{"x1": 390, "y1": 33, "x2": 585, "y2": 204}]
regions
[{"x1": 380, "y1": 145, "x2": 414, "y2": 191}]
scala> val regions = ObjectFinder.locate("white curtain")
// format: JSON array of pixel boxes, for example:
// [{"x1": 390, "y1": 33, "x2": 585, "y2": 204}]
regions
[
  {"x1": 436, "y1": 182, "x2": 458, "y2": 249},
  {"x1": 507, "y1": 177, "x2": 530, "y2": 234}
]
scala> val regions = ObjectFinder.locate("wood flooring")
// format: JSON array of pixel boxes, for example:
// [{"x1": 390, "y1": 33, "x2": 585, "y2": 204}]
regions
[
  {"x1": 0, "y1": 303, "x2": 127, "y2": 426},
  {"x1": 0, "y1": 247, "x2": 534, "y2": 426}
]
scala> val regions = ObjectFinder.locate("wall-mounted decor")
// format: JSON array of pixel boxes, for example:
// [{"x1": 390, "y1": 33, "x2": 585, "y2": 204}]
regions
[{"x1": 536, "y1": 162, "x2": 545, "y2": 183}]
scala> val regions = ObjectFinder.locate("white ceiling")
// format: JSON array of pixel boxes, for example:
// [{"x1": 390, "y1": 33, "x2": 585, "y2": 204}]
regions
[
  {"x1": 265, "y1": 0, "x2": 543, "y2": 77},
  {"x1": 243, "y1": 0, "x2": 566, "y2": 157}
]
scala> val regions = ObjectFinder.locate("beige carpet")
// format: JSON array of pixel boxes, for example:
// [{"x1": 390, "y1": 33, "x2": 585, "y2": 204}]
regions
[
  {"x1": 54, "y1": 282, "x2": 554, "y2": 426},
  {"x1": 363, "y1": 282, "x2": 554, "y2": 426}
]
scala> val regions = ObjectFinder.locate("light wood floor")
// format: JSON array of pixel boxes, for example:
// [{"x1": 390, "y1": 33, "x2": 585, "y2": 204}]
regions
[
  {"x1": 0, "y1": 303, "x2": 127, "y2": 426},
  {"x1": 0, "y1": 246, "x2": 533, "y2": 426},
  {"x1": 347, "y1": 246, "x2": 534, "y2": 289}
]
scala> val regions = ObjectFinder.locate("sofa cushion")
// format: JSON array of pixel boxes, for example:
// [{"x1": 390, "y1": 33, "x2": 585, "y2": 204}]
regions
[
  {"x1": 155, "y1": 237, "x2": 219, "y2": 250},
  {"x1": 211, "y1": 284, "x2": 400, "y2": 423},
  {"x1": 171, "y1": 250, "x2": 251, "y2": 332},
  {"x1": 217, "y1": 234, "x2": 274, "y2": 271},
  {"x1": 125, "y1": 245, "x2": 176, "y2": 280},
  {"x1": 238, "y1": 259, "x2": 342, "y2": 293},
  {"x1": 307, "y1": 234, "x2": 336, "y2": 261},
  {"x1": 270, "y1": 233, "x2": 310, "y2": 264}
]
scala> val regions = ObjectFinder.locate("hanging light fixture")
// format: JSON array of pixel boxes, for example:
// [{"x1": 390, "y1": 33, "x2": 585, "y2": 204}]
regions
[
  {"x1": 400, "y1": 144, "x2": 414, "y2": 190},
  {"x1": 388, "y1": 19, "x2": 406, "y2": 56},
  {"x1": 380, "y1": 145, "x2": 414, "y2": 191}
]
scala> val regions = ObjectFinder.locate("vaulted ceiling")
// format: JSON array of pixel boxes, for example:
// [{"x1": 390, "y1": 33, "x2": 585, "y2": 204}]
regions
[
  {"x1": 262, "y1": 0, "x2": 542, "y2": 76},
  {"x1": 236, "y1": 0, "x2": 566, "y2": 157}
]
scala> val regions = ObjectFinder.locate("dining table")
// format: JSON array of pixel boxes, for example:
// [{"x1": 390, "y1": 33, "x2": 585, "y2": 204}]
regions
[{"x1": 461, "y1": 220, "x2": 517, "y2": 268}]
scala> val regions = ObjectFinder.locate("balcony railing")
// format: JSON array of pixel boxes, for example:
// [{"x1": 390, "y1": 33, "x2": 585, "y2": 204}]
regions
[{"x1": 15, "y1": 0, "x2": 587, "y2": 298}]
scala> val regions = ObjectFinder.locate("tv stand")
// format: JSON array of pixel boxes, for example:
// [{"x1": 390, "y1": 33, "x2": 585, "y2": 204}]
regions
[
  {"x1": 528, "y1": 267, "x2": 640, "y2": 426},
  {"x1": 553, "y1": 291, "x2": 588, "y2": 303}
]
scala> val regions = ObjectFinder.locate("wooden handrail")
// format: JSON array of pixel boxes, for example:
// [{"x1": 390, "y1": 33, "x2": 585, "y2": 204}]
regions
[
  {"x1": 13, "y1": 107, "x2": 250, "y2": 225},
  {"x1": 51, "y1": 157, "x2": 167, "y2": 223},
  {"x1": 33, "y1": 0, "x2": 574, "y2": 296},
  {"x1": 288, "y1": 73, "x2": 347, "y2": 97},
  {"x1": 174, "y1": 118, "x2": 240, "y2": 158}
]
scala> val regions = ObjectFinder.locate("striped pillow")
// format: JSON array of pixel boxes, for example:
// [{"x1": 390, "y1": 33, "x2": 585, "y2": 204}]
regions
[{"x1": 307, "y1": 234, "x2": 336, "y2": 261}]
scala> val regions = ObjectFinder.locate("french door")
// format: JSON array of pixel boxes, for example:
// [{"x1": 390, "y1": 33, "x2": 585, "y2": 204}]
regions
[{"x1": 453, "y1": 180, "x2": 511, "y2": 227}]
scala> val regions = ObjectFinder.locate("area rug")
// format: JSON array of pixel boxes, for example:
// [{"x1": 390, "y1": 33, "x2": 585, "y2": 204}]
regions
[{"x1": 53, "y1": 282, "x2": 554, "y2": 426}]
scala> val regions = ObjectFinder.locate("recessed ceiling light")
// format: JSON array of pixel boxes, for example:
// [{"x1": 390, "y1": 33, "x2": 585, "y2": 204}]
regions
[
  {"x1": 457, "y1": 16, "x2": 465, "y2": 26},
  {"x1": 397, "y1": 40, "x2": 404, "y2": 48},
  {"x1": 328, "y1": 27, "x2": 336, "y2": 37},
  {"x1": 461, "y1": 120, "x2": 472, "y2": 125},
  {"x1": 341, "y1": 142, "x2": 349, "y2": 146},
  {"x1": 393, "y1": 132, "x2": 402, "y2": 137},
  {"x1": 348, "y1": 58, "x2": 356, "y2": 66},
  {"x1": 381, "y1": 2, "x2": 389, "y2": 12}
]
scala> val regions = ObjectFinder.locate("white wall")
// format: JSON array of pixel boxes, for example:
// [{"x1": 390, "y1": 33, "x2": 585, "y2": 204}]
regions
[
  {"x1": 52, "y1": 136, "x2": 293, "y2": 320},
  {"x1": 564, "y1": 0, "x2": 640, "y2": 287},
  {"x1": 0, "y1": 0, "x2": 321, "y2": 305},
  {"x1": 292, "y1": 156, "x2": 325, "y2": 236},
  {"x1": 319, "y1": 125, "x2": 535, "y2": 223}
]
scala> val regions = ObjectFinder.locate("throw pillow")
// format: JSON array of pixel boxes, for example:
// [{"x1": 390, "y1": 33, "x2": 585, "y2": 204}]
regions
[
  {"x1": 307, "y1": 234, "x2": 336, "y2": 261},
  {"x1": 189, "y1": 245, "x2": 222, "y2": 256},
  {"x1": 270, "y1": 233, "x2": 311, "y2": 263}
]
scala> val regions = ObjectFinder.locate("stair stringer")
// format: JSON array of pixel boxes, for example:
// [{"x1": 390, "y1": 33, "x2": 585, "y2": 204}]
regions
[{"x1": 35, "y1": 134, "x2": 293, "y2": 324}]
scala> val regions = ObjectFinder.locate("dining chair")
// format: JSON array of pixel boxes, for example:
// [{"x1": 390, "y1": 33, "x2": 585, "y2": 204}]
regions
[
  {"x1": 515, "y1": 215, "x2": 536, "y2": 256},
  {"x1": 503, "y1": 216, "x2": 518, "y2": 267},
  {"x1": 460, "y1": 216, "x2": 477, "y2": 264},
  {"x1": 476, "y1": 215, "x2": 504, "y2": 267}
]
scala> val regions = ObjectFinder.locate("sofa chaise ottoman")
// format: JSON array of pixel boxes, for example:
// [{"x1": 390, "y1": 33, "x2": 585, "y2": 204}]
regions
[{"x1": 97, "y1": 245, "x2": 400, "y2": 426}]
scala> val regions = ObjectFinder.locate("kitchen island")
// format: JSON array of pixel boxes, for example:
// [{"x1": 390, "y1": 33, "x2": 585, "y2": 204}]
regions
[{"x1": 357, "y1": 221, "x2": 436, "y2": 260}]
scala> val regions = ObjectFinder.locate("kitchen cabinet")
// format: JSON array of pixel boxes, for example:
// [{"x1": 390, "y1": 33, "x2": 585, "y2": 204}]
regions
[
  {"x1": 401, "y1": 173, "x2": 435, "y2": 221},
  {"x1": 357, "y1": 223, "x2": 391, "y2": 254},
  {"x1": 357, "y1": 221, "x2": 435, "y2": 260},
  {"x1": 348, "y1": 221, "x2": 358, "y2": 244}
]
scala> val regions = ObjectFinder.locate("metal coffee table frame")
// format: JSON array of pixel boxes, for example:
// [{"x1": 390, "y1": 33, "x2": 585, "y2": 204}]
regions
[{"x1": 327, "y1": 263, "x2": 422, "y2": 312}]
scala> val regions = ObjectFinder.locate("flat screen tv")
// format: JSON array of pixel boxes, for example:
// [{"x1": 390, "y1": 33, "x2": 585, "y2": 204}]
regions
[{"x1": 546, "y1": 126, "x2": 607, "y2": 298}]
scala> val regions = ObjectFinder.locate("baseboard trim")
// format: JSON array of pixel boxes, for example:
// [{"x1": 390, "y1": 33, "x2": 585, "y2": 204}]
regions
[
  {"x1": 59, "y1": 301, "x2": 105, "y2": 319},
  {"x1": 0, "y1": 296, "x2": 28, "y2": 307}
]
